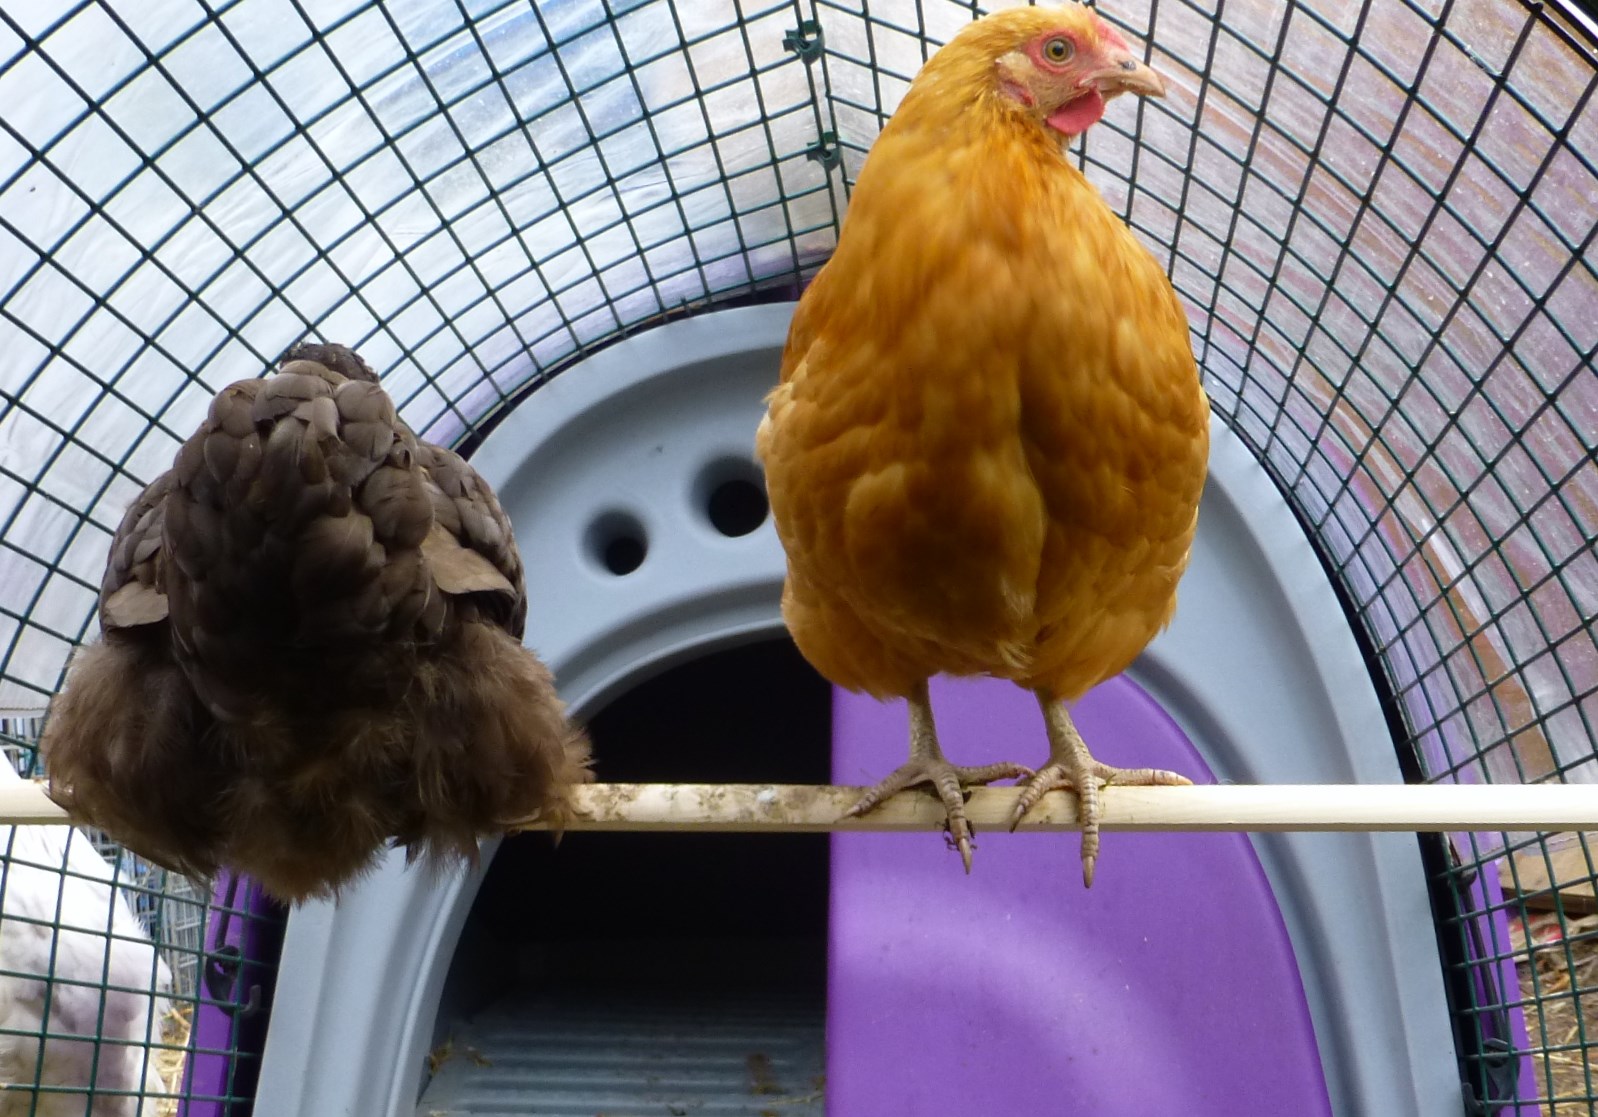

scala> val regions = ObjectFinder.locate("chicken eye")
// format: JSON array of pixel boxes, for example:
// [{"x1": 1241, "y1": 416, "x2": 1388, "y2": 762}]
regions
[{"x1": 1042, "y1": 36, "x2": 1075, "y2": 63}]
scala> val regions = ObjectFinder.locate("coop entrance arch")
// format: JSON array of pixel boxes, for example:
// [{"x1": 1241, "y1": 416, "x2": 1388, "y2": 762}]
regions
[{"x1": 254, "y1": 303, "x2": 1458, "y2": 1117}]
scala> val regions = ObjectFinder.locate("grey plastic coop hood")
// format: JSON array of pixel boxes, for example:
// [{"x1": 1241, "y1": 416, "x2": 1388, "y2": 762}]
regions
[{"x1": 254, "y1": 303, "x2": 1458, "y2": 1117}]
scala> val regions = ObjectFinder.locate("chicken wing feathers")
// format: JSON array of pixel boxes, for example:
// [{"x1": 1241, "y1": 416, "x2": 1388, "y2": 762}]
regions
[{"x1": 42, "y1": 343, "x2": 590, "y2": 902}]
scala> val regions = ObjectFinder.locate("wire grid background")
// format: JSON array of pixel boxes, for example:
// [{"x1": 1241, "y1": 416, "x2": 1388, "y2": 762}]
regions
[
  {"x1": 0, "y1": 723, "x2": 230, "y2": 1116},
  {"x1": 0, "y1": 0, "x2": 1594, "y2": 1111},
  {"x1": 2, "y1": 728, "x2": 206, "y2": 988}
]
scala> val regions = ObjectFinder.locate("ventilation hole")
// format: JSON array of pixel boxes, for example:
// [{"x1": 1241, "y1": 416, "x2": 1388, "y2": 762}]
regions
[
  {"x1": 603, "y1": 535, "x2": 646, "y2": 575},
  {"x1": 586, "y1": 511, "x2": 648, "y2": 576},
  {"x1": 707, "y1": 477, "x2": 768, "y2": 538},
  {"x1": 694, "y1": 457, "x2": 768, "y2": 538}
]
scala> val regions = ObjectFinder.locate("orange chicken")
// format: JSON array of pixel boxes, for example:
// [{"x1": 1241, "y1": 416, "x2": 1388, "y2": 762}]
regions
[{"x1": 756, "y1": 4, "x2": 1209, "y2": 886}]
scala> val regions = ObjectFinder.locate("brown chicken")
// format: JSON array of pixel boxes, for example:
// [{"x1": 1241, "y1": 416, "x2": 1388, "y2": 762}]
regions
[
  {"x1": 757, "y1": 5, "x2": 1209, "y2": 886},
  {"x1": 41, "y1": 343, "x2": 591, "y2": 903}
]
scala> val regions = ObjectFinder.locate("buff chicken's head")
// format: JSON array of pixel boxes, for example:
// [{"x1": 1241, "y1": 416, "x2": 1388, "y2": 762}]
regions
[{"x1": 932, "y1": 5, "x2": 1169, "y2": 138}]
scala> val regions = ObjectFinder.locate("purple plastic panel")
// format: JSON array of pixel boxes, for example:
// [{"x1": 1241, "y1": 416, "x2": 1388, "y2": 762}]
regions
[
  {"x1": 828, "y1": 673, "x2": 1334, "y2": 1116},
  {"x1": 1473, "y1": 861, "x2": 1542, "y2": 1114},
  {"x1": 179, "y1": 874, "x2": 283, "y2": 1117}
]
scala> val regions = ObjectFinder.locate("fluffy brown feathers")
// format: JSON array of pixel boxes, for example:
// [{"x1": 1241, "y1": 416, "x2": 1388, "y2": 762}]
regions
[{"x1": 41, "y1": 342, "x2": 590, "y2": 903}]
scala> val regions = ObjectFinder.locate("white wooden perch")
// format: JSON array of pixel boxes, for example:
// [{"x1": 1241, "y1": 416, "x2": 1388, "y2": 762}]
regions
[{"x1": 1, "y1": 779, "x2": 1596, "y2": 832}]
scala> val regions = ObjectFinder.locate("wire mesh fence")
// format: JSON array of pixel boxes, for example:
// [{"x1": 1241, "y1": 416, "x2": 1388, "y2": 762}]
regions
[
  {"x1": 0, "y1": 722, "x2": 279, "y2": 1115},
  {"x1": 0, "y1": 0, "x2": 1594, "y2": 1112}
]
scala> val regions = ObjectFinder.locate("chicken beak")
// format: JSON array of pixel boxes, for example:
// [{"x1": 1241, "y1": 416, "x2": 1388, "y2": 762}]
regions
[{"x1": 1090, "y1": 52, "x2": 1168, "y2": 99}]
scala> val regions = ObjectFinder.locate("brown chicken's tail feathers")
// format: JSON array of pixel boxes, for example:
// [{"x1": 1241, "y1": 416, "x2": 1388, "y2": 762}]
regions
[
  {"x1": 40, "y1": 636, "x2": 229, "y2": 885},
  {"x1": 354, "y1": 621, "x2": 592, "y2": 894},
  {"x1": 42, "y1": 624, "x2": 590, "y2": 905},
  {"x1": 415, "y1": 620, "x2": 594, "y2": 827},
  {"x1": 238, "y1": 620, "x2": 589, "y2": 903}
]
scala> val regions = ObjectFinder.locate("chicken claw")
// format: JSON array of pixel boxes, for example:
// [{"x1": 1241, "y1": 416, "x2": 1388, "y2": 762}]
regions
[
  {"x1": 1011, "y1": 697, "x2": 1191, "y2": 888},
  {"x1": 845, "y1": 680, "x2": 1031, "y2": 873}
]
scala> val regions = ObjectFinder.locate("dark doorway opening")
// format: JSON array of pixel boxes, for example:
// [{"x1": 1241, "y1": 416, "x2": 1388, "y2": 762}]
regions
[{"x1": 424, "y1": 638, "x2": 832, "y2": 1114}]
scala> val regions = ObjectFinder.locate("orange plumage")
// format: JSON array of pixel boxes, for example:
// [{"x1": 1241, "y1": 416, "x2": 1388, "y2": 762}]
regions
[{"x1": 757, "y1": 4, "x2": 1209, "y2": 884}]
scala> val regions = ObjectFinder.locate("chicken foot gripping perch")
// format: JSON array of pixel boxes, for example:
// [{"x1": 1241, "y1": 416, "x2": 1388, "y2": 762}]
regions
[
  {"x1": 1012, "y1": 697, "x2": 1193, "y2": 886},
  {"x1": 757, "y1": 5, "x2": 1209, "y2": 886},
  {"x1": 41, "y1": 343, "x2": 591, "y2": 903},
  {"x1": 843, "y1": 680, "x2": 1032, "y2": 872}
]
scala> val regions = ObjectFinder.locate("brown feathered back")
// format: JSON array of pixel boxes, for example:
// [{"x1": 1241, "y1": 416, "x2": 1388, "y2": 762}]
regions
[{"x1": 41, "y1": 343, "x2": 591, "y2": 903}]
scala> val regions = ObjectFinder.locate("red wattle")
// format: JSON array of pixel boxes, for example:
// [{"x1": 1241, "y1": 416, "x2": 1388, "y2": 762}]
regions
[{"x1": 1047, "y1": 89, "x2": 1106, "y2": 136}]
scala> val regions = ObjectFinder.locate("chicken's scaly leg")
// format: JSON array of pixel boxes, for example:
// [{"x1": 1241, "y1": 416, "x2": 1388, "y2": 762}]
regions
[
  {"x1": 844, "y1": 679, "x2": 1031, "y2": 872},
  {"x1": 1010, "y1": 694, "x2": 1191, "y2": 887}
]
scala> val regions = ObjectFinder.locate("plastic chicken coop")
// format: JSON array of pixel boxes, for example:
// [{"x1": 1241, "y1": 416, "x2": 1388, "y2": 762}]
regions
[{"x1": 0, "y1": 0, "x2": 1594, "y2": 1113}]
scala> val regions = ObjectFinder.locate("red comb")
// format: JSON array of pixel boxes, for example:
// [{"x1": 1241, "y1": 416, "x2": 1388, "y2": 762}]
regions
[{"x1": 1096, "y1": 18, "x2": 1134, "y2": 52}]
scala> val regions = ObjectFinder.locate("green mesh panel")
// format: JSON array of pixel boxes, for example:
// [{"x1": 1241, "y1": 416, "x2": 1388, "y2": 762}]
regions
[{"x1": 0, "y1": 0, "x2": 1595, "y2": 1111}]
